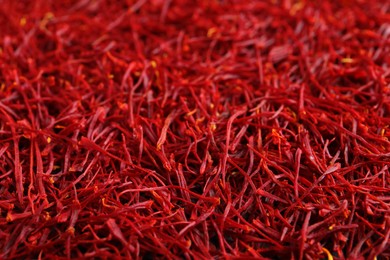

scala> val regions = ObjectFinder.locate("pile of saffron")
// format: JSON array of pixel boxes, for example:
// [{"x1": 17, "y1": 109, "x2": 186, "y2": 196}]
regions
[{"x1": 0, "y1": 0, "x2": 389, "y2": 259}]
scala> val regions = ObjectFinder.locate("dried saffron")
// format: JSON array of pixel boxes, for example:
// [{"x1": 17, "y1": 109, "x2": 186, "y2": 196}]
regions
[{"x1": 0, "y1": 0, "x2": 389, "y2": 259}]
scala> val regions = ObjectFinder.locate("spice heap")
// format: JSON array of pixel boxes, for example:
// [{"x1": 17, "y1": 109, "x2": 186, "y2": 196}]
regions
[{"x1": 0, "y1": 0, "x2": 389, "y2": 259}]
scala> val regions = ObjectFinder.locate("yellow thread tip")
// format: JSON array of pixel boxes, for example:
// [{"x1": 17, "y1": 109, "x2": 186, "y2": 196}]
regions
[
  {"x1": 20, "y1": 17, "x2": 27, "y2": 26},
  {"x1": 207, "y1": 27, "x2": 218, "y2": 37},
  {"x1": 6, "y1": 213, "x2": 13, "y2": 222},
  {"x1": 210, "y1": 123, "x2": 217, "y2": 131},
  {"x1": 341, "y1": 58, "x2": 354, "y2": 64},
  {"x1": 67, "y1": 227, "x2": 75, "y2": 234},
  {"x1": 322, "y1": 247, "x2": 333, "y2": 260}
]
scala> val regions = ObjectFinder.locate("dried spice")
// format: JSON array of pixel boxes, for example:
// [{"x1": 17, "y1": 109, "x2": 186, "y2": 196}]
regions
[{"x1": 0, "y1": 0, "x2": 389, "y2": 259}]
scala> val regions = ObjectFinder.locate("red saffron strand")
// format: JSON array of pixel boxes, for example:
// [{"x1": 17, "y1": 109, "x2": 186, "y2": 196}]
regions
[{"x1": 1, "y1": 0, "x2": 389, "y2": 259}]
